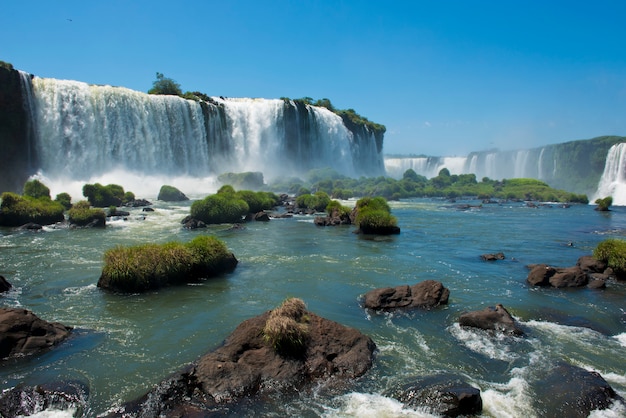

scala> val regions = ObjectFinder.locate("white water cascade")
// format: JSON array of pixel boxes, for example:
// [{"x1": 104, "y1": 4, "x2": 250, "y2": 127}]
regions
[
  {"x1": 592, "y1": 143, "x2": 626, "y2": 205},
  {"x1": 27, "y1": 77, "x2": 383, "y2": 197}
]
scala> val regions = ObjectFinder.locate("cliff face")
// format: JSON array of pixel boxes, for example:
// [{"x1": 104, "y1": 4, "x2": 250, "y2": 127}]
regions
[{"x1": 0, "y1": 67, "x2": 35, "y2": 193}]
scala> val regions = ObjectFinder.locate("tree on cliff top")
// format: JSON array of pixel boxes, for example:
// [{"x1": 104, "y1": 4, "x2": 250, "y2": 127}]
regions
[{"x1": 148, "y1": 72, "x2": 182, "y2": 96}]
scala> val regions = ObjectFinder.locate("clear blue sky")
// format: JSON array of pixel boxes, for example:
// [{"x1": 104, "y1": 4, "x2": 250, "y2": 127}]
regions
[{"x1": 2, "y1": 0, "x2": 625, "y2": 156}]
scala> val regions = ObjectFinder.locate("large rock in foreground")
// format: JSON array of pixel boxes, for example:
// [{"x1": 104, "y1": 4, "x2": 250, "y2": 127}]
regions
[
  {"x1": 458, "y1": 304, "x2": 523, "y2": 336},
  {"x1": 363, "y1": 280, "x2": 450, "y2": 311},
  {"x1": 536, "y1": 362, "x2": 624, "y2": 417},
  {"x1": 0, "y1": 308, "x2": 72, "y2": 359},
  {"x1": 113, "y1": 303, "x2": 376, "y2": 416}
]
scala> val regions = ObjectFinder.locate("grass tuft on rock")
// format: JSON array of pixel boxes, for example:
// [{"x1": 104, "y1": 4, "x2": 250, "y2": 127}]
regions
[
  {"x1": 593, "y1": 238, "x2": 626, "y2": 278},
  {"x1": 98, "y1": 235, "x2": 237, "y2": 292},
  {"x1": 263, "y1": 298, "x2": 310, "y2": 356}
]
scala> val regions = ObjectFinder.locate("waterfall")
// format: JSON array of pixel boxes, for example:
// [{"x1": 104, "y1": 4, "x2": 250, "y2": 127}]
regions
[
  {"x1": 25, "y1": 77, "x2": 383, "y2": 196},
  {"x1": 592, "y1": 143, "x2": 626, "y2": 205},
  {"x1": 18, "y1": 71, "x2": 37, "y2": 171}
]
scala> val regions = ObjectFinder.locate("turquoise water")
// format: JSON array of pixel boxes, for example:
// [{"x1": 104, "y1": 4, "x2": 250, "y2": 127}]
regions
[{"x1": 1, "y1": 198, "x2": 625, "y2": 417}]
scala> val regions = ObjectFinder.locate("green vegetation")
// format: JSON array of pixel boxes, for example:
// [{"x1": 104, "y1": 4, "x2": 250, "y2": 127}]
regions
[
  {"x1": 263, "y1": 297, "x2": 310, "y2": 356},
  {"x1": 82, "y1": 183, "x2": 134, "y2": 207},
  {"x1": 269, "y1": 167, "x2": 588, "y2": 203},
  {"x1": 55, "y1": 192, "x2": 72, "y2": 210},
  {"x1": 353, "y1": 196, "x2": 398, "y2": 234},
  {"x1": 594, "y1": 196, "x2": 612, "y2": 211},
  {"x1": 0, "y1": 191, "x2": 65, "y2": 226},
  {"x1": 68, "y1": 200, "x2": 106, "y2": 227},
  {"x1": 0, "y1": 61, "x2": 13, "y2": 71},
  {"x1": 23, "y1": 179, "x2": 51, "y2": 199},
  {"x1": 325, "y1": 200, "x2": 352, "y2": 218},
  {"x1": 98, "y1": 235, "x2": 236, "y2": 292},
  {"x1": 295, "y1": 191, "x2": 331, "y2": 212},
  {"x1": 593, "y1": 238, "x2": 626, "y2": 278},
  {"x1": 148, "y1": 72, "x2": 183, "y2": 96},
  {"x1": 157, "y1": 185, "x2": 188, "y2": 202},
  {"x1": 190, "y1": 186, "x2": 280, "y2": 223}
]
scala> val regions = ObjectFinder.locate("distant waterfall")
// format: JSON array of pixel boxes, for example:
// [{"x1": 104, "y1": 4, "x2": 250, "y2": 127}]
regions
[
  {"x1": 385, "y1": 148, "x2": 550, "y2": 181},
  {"x1": 28, "y1": 77, "x2": 384, "y2": 187},
  {"x1": 592, "y1": 143, "x2": 626, "y2": 205}
]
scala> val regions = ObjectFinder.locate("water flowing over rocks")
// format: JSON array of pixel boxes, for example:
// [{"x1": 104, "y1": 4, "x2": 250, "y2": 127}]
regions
[
  {"x1": 0, "y1": 307, "x2": 72, "y2": 359},
  {"x1": 458, "y1": 304, "x2": 523, "y2": 336},
  {"x1": 0, "y1": 381, "x2": 88, "y2": 417},
  {"x1": 362, "y1": 280, "x2": 450, "y2": 311},
  {"x1": 111, "y1": 308, "x2": 376, "y2": 416}
]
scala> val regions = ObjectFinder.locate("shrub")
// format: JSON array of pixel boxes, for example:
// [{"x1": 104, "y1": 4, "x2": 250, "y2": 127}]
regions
[
  {"x1": 68, "y1": 201, "x2": 106, "y2": 227},
  {"x1": 98, "y1": 235, "x2": 237, "y2": 292},
  {"x1": 83, "y1": 183, "x2": 123, "y2": 207},
  {"x1": 295, "y1": 191, "x2": 331, "y2": 212},
  {"x1": 23, "y1": 179, "x2": 51, "y2": 199},
  {"x1": 55, "y1": 192, "x2": 72, "y2": 210},
  {"x1": 148, "y1": 72, "x2": 182, "y2": 96},
  {"x1": 190, "y1": 193, "x2": 249, "y2": 224},
  {"x1": 593, "y1": 238, "x2": 626, "y2": 277},
  {"x1": 263, "y1": 298, "x2": 310, "y2": 356},
  {"x1": 594, "y1": 196, "x2": 612, "y2": 211},
  {"x1": 354, "y1": 196, "x2": 399, "y2": 234},
  {"x1": 326, "y1": 200, "x2": 351, "y2": 218},
  {"x1": 0, "y1": 192, "x2": 65, "y2": 226}
]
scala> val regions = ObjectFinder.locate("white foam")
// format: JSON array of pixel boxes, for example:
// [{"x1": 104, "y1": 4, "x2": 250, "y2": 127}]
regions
[
  {"x1": 614, "y1": 332, "x2": 626, "y2": 348},
  {"x1": 448, "y1": 323, "x2": 520, "y2": 362},
  {"x1": 323, "y1": 392, "x2": 437, "y2": 418},
  {"x1": 481, "y1": 369, "x2": 535, "y2": 418},
  {"x1": 18, "y1": 408, "x2": 76, "y2": 418}
]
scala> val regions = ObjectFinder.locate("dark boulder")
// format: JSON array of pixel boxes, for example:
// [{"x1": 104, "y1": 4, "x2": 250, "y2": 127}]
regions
[
  {"x1": 254, "y1": 211, "x2": 270, "y2": 222},
  {"x1": 526, "y1": 264, "x2": 556, "y2": 286},
  {"x1": 112, "y1": 306, "x2": 376, "y2": 416},
  {"x1": 181, "y1": 215, "x2": 206, "y2": 229},
  {"x1": 363, "y1": 280, "x2": 450, "y2": 311},
  {"x1": 577, "y1": 255, "x2": 607, "y2": 273},
  {"x1": 0, "y1": 381, "x2": 88, "y2": 417},
  {"x1": 18, "y1": 222, "x2": 43, "y2": 231},
  {"x1": 357, "y1": 224, "x2": 401, "y2": 235},
  {"x1": 392, "y1": 375, "x2": 482, "y2": 417},
  {"x1": 536, "y1": 362, "x2": 624, "y2": 417},
  {"x1": 0, "y1": 308, "x2": 72, "y2": 359},
  {"x1": 480, "y1": 252, "x2": 505, "y2": 261},
  {"x1": 124, "y1": 198, "x2": 152, "y2": 207},
  {"x1": 548, "y1": 266, "x2": 589, "y2": 288},
  {"x1": 314, "y1": 207, "x2": 352, "y2": 227},
  {"x1": 458, "y1": 304, "x2": 523, "y2": 336},
  {"x1": 0, "y1": 275, "x2": 11, "y2": 293}
]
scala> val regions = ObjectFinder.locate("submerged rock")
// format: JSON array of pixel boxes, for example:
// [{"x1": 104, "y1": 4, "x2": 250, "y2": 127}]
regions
[
  {"x1": 362, "y1": 280, "x2": 450, "y2": 311},
  {"x1": 480, "y1": 252, "x2": 505, "y2": 261},
  {"x1": 458, "y1": 304, "x2": 523, "y2": 336},
  {"x1": 0, "y1": 307, "x2": 72, "y2": 359},
  {"x1": 112, "y1": 304, "x2": 376, "y2": 416},
  {"x1": 391, "y1": 375, "x2": 482, "y2": 417}
]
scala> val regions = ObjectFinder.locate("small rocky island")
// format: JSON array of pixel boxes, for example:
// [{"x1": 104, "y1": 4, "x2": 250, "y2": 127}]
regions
[{"x1": 111, "y1": 298, "x2": 376, "y2": 416}]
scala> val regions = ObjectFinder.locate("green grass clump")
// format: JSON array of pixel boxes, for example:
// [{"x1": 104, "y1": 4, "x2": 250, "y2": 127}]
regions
[
  {"x1": 190, "y1": 193, "x2": 249, "y2": 224},
  {"x1": 68, "y1": 200, "x2": 106, "y2": 227},
  {"x1": 593, "y1": 238, "x2": 626, "y2": 277},
  {"x1": 353, "y1": 196, "x2": 398, "y2": 233},
  {"x1": 0, "y1": 191, "x2": 65, "y2": 226},
  {"x1": 98, "y1": 235, "x2": 236, "y2": 292},
  {"x1": 263, "y1": 298, "x2": 310, "y2": 356},
  {"x1": 594, "y1": 196, "x2": 612, "y2": 211},
  {"x1": 295, "y1": 191, "x2": 331, "y2": 212}
]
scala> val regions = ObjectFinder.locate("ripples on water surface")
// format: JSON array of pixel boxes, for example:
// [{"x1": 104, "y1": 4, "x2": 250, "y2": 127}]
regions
[{"x1": 1, "y1": 198, "x2": 625, "y2": 416}]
